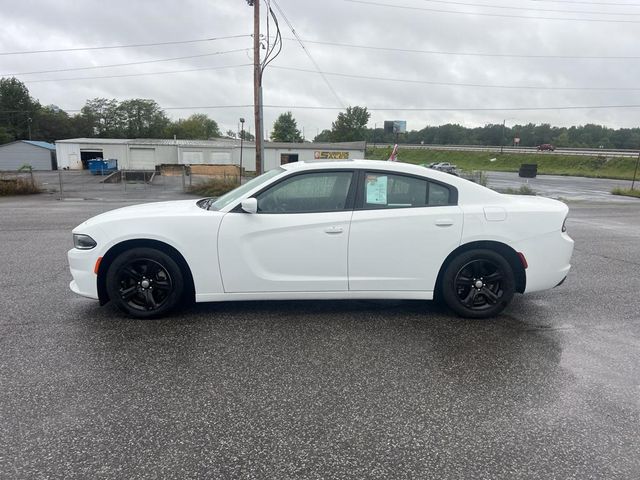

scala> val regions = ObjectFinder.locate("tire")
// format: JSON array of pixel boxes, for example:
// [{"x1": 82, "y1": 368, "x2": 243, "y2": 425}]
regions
[
  {"x1": 441, "y1": 249, "x2": 515, "y2": 319},
  {"x1": 106, "y1": 247, "x2": 184, "y2": 319}
]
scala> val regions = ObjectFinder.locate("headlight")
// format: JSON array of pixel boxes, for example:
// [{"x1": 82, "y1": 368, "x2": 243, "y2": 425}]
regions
[{"x1": 73, "y1": 234, "x2": 97, "y2": 250}]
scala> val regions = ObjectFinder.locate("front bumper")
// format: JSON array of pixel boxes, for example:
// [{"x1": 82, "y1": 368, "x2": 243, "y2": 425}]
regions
[{"x1": 68, "y1": 248, "x2": 99, "y2": 300}]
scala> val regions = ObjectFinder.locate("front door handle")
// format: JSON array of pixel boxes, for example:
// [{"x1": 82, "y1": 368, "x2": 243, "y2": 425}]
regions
[
  {"x1": 435, "y1": 219, "x2": 454, "y2": 227},
  {"x1": 324, "y1": 226, "x2": 344, "y2": 234}
]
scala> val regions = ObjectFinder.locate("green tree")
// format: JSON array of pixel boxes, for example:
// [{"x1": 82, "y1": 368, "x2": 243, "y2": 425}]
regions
[
  {"x1": 168, "y1": 114, "x2": 220, "y2": 139},
  {"x1": 118, "y1": 99, "x2": 170, "y2": 138},
  {"x1": 33, "y1": 105, "x2": 76, "y2": 142},
  {"x1": 330, "y1": 106, "x2": 370, "y2": 142},
  {"x1": 313, "y1": 129, "x2": 333, "y2": 142},
  {"x1": 79, "y1": 98, "x2": 123, "y2": 137},
  {"x1": 0, "y1": 77, "x2": 40, "y2": 141},
  {"x1": 270, "y1": 111, "x2": 303, "y2": 142}
]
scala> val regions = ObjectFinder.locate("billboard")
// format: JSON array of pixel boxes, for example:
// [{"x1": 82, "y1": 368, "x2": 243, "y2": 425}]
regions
[{"x1": 383, "y1": 120, "x2": 407, "y2": 134}]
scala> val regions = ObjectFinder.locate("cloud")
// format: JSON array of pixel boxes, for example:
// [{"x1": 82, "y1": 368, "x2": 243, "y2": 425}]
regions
[{"x1": 1, "y1": 0, "x2": 639, "y2": 137}]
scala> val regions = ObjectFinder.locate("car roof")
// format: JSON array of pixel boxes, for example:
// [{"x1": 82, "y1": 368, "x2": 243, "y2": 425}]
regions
[{"x1": 282, "y1": 159, "x2": 431, "y2": 175}]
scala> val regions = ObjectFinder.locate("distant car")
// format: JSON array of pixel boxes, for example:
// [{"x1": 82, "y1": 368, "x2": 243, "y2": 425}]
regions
[
  {"x1": 430, "y1": 162, "x2": 459, "y2": 175},
  {"x1": 537, "y1": 144, "x2": 555, "y2": 151},
  {"x1": 68, "y1": 160, "x2": 574, "y2": 320}
]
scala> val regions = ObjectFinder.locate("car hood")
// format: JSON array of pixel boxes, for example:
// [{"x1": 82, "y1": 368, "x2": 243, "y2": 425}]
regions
[{"x1": 74, "y1": 199, "x2": 206, "y2": 231}]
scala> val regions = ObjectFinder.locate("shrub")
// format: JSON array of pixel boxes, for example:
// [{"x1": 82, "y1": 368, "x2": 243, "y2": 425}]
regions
[
  {"x1": 502, "y1": 184, "x2": 537, "y2": 196},
  {"x1": 188, "y1": 178, "x2": 239, "y2": 197},
  {"x1": 611, "y1": 187, "x2": 640, "y2": 198},
  {"x1": 0, "y1": 176, "x2": 41, "y2": 196}
]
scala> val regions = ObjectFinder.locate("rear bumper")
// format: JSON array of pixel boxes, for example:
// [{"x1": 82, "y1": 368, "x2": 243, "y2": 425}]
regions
[
  {"x1": 517, "y1": 231, "x2": 574, "y2": 293},
  {"x1": 68, "y1": 248, "x2": 99, "y2": 300}
]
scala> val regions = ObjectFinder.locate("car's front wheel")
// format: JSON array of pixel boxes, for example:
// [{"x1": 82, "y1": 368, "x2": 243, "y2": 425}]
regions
[
  {"x1": 106, "y1": 247, "x2": 184, "y2": 318},
  {"x1": 442, "y1": 249, "x2": 515, "y2": 319}
]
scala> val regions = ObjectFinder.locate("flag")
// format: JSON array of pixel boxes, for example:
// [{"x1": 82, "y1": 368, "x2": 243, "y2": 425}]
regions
[{"x1": 388, "y1": 144, "x2": 398, "y2": 162}]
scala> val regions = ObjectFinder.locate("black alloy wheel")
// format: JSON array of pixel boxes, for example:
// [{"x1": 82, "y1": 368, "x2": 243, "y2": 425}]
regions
[
  {"x1": 442, "y1": 249, "x2": 515, "y2": 319},
  {"x1": 106, "y1": 247, "x2": 184, "y2": 318}
]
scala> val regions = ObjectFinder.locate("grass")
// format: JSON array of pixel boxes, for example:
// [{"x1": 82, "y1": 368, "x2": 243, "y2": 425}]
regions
[
  {"x1": 611, "y1": 187, "x2": 640, "y2": 198},
  {"x1": 366, "y1": 147, "x2": 640, "y2": 180},
  {"x1": 0, "y1": 176, "x2": 41, "y2": 196},
  {"x1": 188, "y1": 178, "x2": 239, "y2": 197}
]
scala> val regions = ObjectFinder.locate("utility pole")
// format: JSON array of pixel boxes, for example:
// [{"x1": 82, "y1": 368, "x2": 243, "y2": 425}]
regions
[
  {"x1": 500, "y1": 119, "x2": 506, "y2": 154},
  {"x1": 249, "y1": 0, "x2": 265, "y2": 174},
  {"x1": 239, "y1": 117, "x2": 245, "y2": 182}
]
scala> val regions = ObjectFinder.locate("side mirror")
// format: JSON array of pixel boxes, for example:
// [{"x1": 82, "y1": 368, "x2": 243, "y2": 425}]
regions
[{"x1": 241, "y1": 198, "x2": 258, "y2": 214}]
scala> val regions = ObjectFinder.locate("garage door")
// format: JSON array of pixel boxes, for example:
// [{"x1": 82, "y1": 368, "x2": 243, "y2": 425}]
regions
[{"x1": 130, "y1": 148, "x2": 156, "y2": 170}]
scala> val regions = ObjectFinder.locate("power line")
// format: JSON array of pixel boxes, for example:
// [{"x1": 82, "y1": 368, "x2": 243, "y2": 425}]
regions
[
  {"x1": 344, "y1": 0, "x2": 640, "y2": 23},
  {"x1": 419, "y1": 0, "x2": 640, "y2": 15},
  {"x1": 0, "y1": 34, "x2": 251, "y2": 56},
  {"x1": 8, "y1": 103, "x2": 640, "y2": 115},
  {"x1": 283, "y1": 37, "x2": 640, "y2": 60},
  {"x1": 271, "y1": 64, "x2": 640, "y2": 91},
  {"x1": 21, "y1": 64, "x2": 252, "y2": 84},
  {"x1": 270, "y1": 0, "x2": 345, "y2": 107},
  {"x1": 1, "y1": 48, "x2": 251, "y2": 77}
]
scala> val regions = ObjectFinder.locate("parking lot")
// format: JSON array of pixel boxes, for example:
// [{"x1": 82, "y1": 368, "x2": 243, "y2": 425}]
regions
[{"x1": 1, "y1": 192, "x2": 639, "y2": 479}]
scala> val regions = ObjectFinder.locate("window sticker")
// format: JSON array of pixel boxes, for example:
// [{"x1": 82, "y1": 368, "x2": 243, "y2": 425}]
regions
[{"x1": 366, "y1": 174, "x2": 388, "y2": 204}]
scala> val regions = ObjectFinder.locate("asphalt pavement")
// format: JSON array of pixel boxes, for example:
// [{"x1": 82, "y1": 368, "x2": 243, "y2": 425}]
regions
[
  {"x1": 0, "y1": 193, "x2": 639, "y2": 479},
  {"x1": 486, "y1": 171, "x2": 637, "y2": 203}
]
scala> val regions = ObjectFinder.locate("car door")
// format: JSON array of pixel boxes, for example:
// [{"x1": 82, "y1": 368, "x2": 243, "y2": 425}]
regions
[
  {"x1": 348, "y1": 170, "x2": 463, "y2": 291},
  {"x1": 218, "y1": 170, "x2": 356, "y2": 293}
]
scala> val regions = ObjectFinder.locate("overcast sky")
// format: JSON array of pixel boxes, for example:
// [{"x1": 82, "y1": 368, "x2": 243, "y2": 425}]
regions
[{"x1": 2, "y1": 0, "x2": 640, "y2": 138}]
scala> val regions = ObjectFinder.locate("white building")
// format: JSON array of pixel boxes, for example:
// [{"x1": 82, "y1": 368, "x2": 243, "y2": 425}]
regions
[{"x1": 55, "y1": 138, "x2": 366, "y2": 172}]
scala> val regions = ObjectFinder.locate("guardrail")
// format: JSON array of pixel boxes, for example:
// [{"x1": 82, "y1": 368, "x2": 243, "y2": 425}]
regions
[{"x1": 370, "y1": 144, "x2": 640, "y2": 158}]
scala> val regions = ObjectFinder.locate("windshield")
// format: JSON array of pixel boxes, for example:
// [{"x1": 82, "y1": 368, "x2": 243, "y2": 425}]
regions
[{"x1": 208, "y1": 168, "x2": 284, "y2": 211}]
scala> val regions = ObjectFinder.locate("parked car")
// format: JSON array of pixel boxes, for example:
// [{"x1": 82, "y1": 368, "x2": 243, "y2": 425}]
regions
[
  {"x1": 68, "y1": 160, "x2": 573, "y2": 319},
  {"x1": 537, "y1": 144, "x2": 556, "y2": 151},
  {"x1": 429, "y1": 162, "x2": 459, "y2": 175}
]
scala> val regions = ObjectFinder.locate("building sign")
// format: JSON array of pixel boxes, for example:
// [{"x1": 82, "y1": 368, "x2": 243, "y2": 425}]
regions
[{"x1": 314, "y1": 151, "x2": 349, "y2": 160}]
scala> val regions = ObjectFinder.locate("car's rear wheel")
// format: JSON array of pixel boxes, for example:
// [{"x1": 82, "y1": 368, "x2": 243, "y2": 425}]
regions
[
  {"x1": 442, "y1": 249, "x2": 515, "y2": 319},
  {"x1": 106, "y1": 247, "x2": 184, "y2": 318}
]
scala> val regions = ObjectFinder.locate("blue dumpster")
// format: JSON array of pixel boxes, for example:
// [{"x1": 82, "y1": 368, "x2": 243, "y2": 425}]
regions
[{"x1": 88, "y1": 159, "x2": 118, "y2": 175}]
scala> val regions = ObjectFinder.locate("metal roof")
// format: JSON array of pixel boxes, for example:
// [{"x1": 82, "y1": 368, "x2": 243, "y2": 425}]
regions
[
  {"x1": 54, "y1": 138, "x2": 366, "y2": 150},
  {"x1": 55, "y1": 138, "x2": 239, "y2": 147},
  {"x1": 0, "y1": 140, "x2": 56, "y2": 150}
]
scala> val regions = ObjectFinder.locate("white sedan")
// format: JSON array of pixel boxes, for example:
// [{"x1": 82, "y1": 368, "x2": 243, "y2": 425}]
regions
[{"x1": 68, "y1": 160, "x2": 574, "y2": 319}]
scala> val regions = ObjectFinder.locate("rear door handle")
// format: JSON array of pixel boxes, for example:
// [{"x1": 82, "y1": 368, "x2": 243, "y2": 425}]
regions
[
  {"x1": 435, "y1": 219, "x2": 454, "y2": 227},
  {"x1": 324, "y1": 226, "x2": 344, "y2": 234}
]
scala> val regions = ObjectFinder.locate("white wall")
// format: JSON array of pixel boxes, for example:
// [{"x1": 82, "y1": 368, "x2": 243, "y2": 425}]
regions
[{"x1": 56, "y1": 142, "x2": 81, "y2": 169}]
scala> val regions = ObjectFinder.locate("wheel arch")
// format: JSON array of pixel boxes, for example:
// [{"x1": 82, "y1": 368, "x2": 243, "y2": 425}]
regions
[
  {"x1": 96, "y1": 239, "x2": 196, "y2": 306},
  {"x1": 434, "y1": 240, "x2": 526, "y2": 299}
]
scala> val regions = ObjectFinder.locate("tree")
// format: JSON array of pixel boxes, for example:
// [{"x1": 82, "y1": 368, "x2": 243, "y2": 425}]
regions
[
  {"x1": 239, "y1": 130, "x2": 254, "y2": 141},
  {"x1": 118, "y1": 99, "x2": 170, "y2": 138},
  {"x1": 0, "y1": 77, "x2": 40, "y2": 141},
  {"x1": 270, "y1": 111, "x2": 302, "y2": 142},
  {"x1": 79, "y1": 98, "x2": 123, "y2": 137},
  {"x1": 330, "y1": 106, "x2": 370, "y2": 142},
  {"x1": 313, "y1": 129, "x2": 332, "y2": 142},
  {"x1": 168, "y1": 114, "x2": 220, "y2": 140},
  {"x1": 33, "y1": 105, "x2": 76, "y2": 142}
]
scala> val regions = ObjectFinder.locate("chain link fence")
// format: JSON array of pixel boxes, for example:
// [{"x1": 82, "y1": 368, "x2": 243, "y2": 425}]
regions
[{"x1": 1, "y1": 166, "x2": 245, "y2": 200}]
